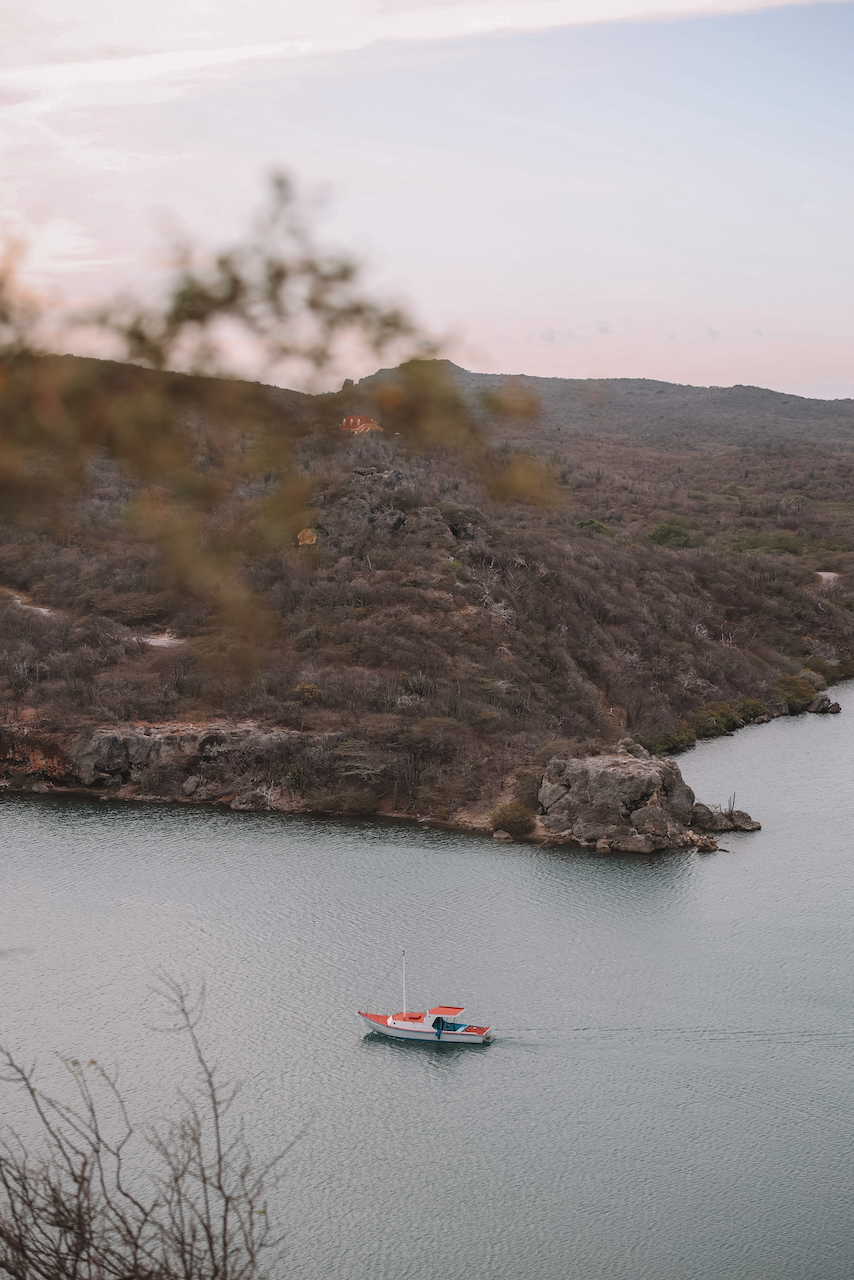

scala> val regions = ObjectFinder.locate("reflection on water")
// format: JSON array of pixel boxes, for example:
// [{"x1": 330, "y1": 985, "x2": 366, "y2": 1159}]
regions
[{"x1": 2, "y1": 687, "x2": 854, "y2": 1279}]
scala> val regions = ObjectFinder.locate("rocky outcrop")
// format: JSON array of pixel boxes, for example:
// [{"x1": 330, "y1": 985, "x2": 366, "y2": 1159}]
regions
[
  {"x1": 754, "y1": 691, "x2": 842, "y2": 723},
  {"x1": 538, "y1": 738, "x2": 760, "y2": 853},
  {"x1": 807, "y1": 694, "x2": 841, "y2": 715},
  {"x1": 0, "y1": 723, "x2": 341, "y2": 813},
  {"x1": 0, "y1": 724, "x2": 762, "y2": 852}
]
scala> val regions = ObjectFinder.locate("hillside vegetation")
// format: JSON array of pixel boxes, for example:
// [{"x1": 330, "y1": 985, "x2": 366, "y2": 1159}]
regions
[{"x1": 2, "y1": 356, "x2": 853, "y2": 817}]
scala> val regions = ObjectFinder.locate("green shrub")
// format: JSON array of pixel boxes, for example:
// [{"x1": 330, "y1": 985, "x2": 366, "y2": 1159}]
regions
[
  {"x1": 776, "y1": 674, "x2": 817, "y2": 714},
  {"x1": 447, "y1": 559, "x2": 469, "y2": 582},
  {"x1": 689, "y1": 700, "x2": 741, "y2": 738},
  {"x1": 739, "y1": 697, "x2": 769, "y2": 722},
  {"x1": 647, "y1": 523, "x2": 693, "y2": 548},
  {"x1": 576, "y1": 519, "x2": 616, "y2": 538},
  {"x1": 731, "y1": 531, "x2": 805, "y2": 555},
  {"x1": 641, "y1": 722, "x2": 697, "y2": 755},
  {"x1": 489, "y1": 801, "x2": 536, "y2": 839},
  {"x1": 732, "y1": 532, "x2": 850, "y2": 556}
]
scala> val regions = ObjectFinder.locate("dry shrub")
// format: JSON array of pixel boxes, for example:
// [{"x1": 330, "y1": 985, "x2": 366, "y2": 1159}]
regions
[
  {"x1": 533, "y1": 739, "x2": 574, "y2": 765},
  {"x1": 489, "y1": 801, "x2": 536, "y2": 838}
]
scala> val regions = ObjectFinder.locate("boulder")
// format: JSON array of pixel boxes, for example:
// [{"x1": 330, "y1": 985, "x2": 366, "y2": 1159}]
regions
[
  {"x1": 730, "y1": 810, "x2": 761, "y2": 832},
  {"x1": 547, "y1": 754, "x2": 664, "y2": 815},
  {"x1": 537, "y1": 748, "x2": 758, "y2": 852},
  {"x1": 572, "y1": 813, "x2": 622, "y2": 843},
  {"x1": 538, "y1": 778, "x2": 567, "y2": 810},
  {"x1": 610, "y1": 831, "x2": 656, "y2": 854},
  {"x1": 807, "y1": 694, "x2": 841, "y2": 715},
  {"x1": 543, "y1": 757, "x2": 567, "y2": 782},
  {"x1": 768, "y1": 701, "x2": 790, "y2": 716},
  {"x1": 630, "y1": 804, "x2": 670, "y2": 837},
  {"x1": 125, "y1": 734, "x2": 153, "y2": 768},
  {"x1": 681, "y1": 830, "x2": 719, "y2": 852},
  {"x1": 542, "y1": 813, "x2": 574, "y2": 832},
  {"x1": 492, "y1": 830, "x2": 513, "y2": 842},
  {"x1": 656, "y1": 759, "x2": 696, "y2": 821},
  {"x1": 690, "y1": 803, "x2": 732, "y2": 832}
]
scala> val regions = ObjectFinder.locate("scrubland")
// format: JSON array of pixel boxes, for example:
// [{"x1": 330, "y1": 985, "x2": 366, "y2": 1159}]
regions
[{"x1": 2, "y1": 356, "x2": 853, "y2": 818}]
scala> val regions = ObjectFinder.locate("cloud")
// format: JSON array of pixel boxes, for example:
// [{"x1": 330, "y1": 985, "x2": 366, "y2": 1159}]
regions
[
  {"x1": 0, "y1": 41, "x2": 313, "y2": 92},
  {"x1": 1, "y1": 0, "x2": 851, "y2": 395},
  {"x1": 2, "y1": 0, "x2": 848, "y2": 109}
]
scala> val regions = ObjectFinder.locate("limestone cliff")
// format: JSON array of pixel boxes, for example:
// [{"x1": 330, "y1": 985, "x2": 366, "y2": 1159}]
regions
[{"x1": 538, "y1": 738, "x2": 760, "y2": 853}]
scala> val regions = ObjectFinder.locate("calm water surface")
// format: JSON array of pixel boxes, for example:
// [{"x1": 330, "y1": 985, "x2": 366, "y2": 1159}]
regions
[{"x1": 2, "y1": 689, "x2": 854, "y2": 1279}]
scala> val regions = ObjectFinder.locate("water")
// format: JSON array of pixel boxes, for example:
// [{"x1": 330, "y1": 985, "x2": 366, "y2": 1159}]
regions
[{"x1": 2, "y1": 689, "x2": 854, "y2": 1279}]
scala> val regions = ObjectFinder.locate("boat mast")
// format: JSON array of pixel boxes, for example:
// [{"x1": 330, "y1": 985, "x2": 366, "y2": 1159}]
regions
[{"x1": 402, "y1": 949, "x2": 406, "y2": 1014}]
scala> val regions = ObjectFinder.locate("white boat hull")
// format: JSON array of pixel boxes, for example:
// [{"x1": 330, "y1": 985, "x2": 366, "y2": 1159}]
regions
[{"x1": 358, "y1": 1012, "x2": 493, "y2": 1045}]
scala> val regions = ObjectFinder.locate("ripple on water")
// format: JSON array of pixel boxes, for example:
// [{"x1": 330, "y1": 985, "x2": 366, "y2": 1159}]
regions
[{"x1": 2, "y1": 686, "x2": 854, "y2": 1279}]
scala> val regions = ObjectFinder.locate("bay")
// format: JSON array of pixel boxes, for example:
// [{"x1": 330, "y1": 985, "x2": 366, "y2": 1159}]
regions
[{"x1": 1, "y1": 686, "x2": 853, "y2": 1278}]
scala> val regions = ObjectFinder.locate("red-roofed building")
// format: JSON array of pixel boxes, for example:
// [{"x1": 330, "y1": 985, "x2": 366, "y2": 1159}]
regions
[{"x1": 339, "y1": 414, "x2": 382, "y2": 433}]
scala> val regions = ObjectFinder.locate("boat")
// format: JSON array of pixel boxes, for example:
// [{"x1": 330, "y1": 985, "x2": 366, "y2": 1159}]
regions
[{"x1": 358, "y1": 951, "x2": 494, "y2": 1044}]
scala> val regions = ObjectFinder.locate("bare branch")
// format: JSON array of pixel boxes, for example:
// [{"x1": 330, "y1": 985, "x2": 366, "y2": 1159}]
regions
[{"x1": 0, "y1": 980, "x2": 297, "y2": 1280}]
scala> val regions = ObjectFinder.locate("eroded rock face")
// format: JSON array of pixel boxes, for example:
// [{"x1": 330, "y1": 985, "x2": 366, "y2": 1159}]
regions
[
  {"x1": 0, "y1": 724, "x2": 342, "y2": 814},
  {"x1": 538, "y1": 738, "x2": 760, "y2": 852}
]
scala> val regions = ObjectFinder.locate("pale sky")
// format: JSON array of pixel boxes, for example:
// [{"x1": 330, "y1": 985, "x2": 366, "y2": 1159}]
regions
[{"x1": 2, "y1": 0, "x2": 852, "y2": 395}]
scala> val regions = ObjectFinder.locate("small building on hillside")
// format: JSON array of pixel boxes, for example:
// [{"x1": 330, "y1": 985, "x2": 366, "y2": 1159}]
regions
[{"x1": 339, "y1": 414, "x2": 382, "y2": 434}]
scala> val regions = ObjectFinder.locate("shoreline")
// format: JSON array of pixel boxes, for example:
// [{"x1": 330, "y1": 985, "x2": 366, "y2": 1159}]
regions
[{"x1": 0, "y1": 715, "x2": 768, "y2": 854}]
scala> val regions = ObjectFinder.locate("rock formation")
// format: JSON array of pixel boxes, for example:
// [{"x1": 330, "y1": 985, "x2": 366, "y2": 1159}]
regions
[
  {"x1": 538, "y1": 738, "x2": 760, "y2": 853},
  {"x1": 1, "y1": 724, "x2": 761, "y2": 852},
  {"x1": 0, "y1": 724, "x2": 329, "y2": 813}
]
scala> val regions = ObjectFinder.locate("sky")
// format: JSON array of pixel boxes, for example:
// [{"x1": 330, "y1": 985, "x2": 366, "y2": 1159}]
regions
[{"x1": 2, "y1": 0, "x2": 852, "y2": 396}]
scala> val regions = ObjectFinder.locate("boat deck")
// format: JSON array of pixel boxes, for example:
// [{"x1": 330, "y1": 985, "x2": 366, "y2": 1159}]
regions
[{"x1": 358, "y1": 1010, "x2": 490, "y2": 1036}]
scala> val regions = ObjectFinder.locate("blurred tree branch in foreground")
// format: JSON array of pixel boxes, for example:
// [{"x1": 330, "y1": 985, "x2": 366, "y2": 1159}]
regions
[
  {"x1": 0, "y1": 977, "x2": 295, "y2": 1280},
  {"x1": 0, "y1": 175, "x2": 507, "y2": 629}
]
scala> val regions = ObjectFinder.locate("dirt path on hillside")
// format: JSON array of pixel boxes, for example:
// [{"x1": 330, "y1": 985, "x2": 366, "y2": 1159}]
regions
[{"x1": 0, "y1": 586, "x2": 184, "y2": 648}]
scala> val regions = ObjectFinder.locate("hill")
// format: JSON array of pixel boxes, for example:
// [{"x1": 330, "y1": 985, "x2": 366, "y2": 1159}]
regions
[
  {"x1": 362, "y1": 361, "x2": 854, "y2": 449},
  {"x1": 1, "y1": 356, "x2": 853, "y2": 827}
]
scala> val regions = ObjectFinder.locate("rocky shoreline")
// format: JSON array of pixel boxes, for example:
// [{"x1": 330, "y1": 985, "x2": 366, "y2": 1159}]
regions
[
  {"x1": 0, "y1": 721, "x2": 760, "y2": 853},
  {"x1": 532, "y1": 739, "x2": 759, "y2": 854}
]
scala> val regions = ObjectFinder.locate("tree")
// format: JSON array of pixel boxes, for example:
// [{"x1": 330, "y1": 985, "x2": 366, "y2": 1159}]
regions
[
  {"x1": 0, "y1": 175, "x2": 486, "y2": 625},
  {"x1": 0, "y1": 977, "x2": 298, "y2": 1280}
]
